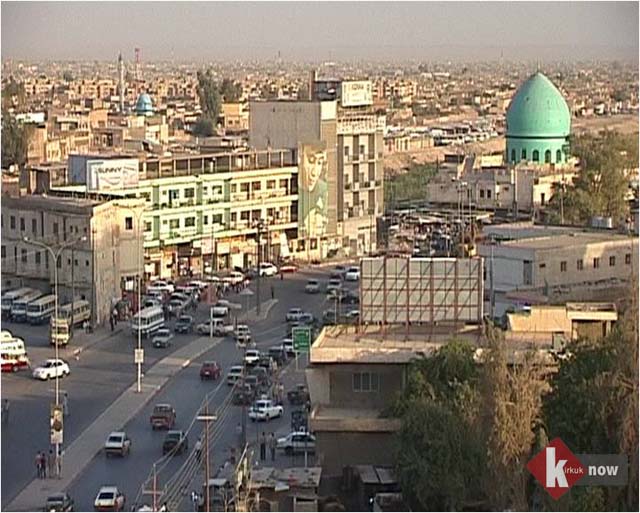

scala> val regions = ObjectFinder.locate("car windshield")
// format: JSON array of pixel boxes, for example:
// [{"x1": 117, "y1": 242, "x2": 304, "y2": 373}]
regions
[
  {"x1": 108, "y1": 435, "x2": 123, "y2": 443},
  {"x1": 156, "y1": 330, "x2": 169, "y2": 336},
  {"x1": 97, "y1": 492, "x2": 115, "y2": 500},
  {"x1": 154, "y1": 405, "x2": 171, "y2": 413},
  {"x1": 178, "y1": 317, "x2": 191, "y2": 323}
]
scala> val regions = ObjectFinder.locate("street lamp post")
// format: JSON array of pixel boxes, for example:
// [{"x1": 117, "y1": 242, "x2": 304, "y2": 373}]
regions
[
  {"x1": 197, "y1": 409, "x2": 218, "y2": 513},
  {"x1": 24, "y1": 235, "x2": 86, "y2": 478}
]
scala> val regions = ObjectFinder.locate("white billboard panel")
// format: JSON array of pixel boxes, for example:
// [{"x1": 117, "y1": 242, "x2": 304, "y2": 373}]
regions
[
  {"x1": 341, "y1": 81, "x2": 373, "y2": 107},
  {"x1": 360, "y1": 257, "x2": 483, "y2": 324},
  {"x1": 86, "y1": 158, "x2": 139, "y2": 191}
]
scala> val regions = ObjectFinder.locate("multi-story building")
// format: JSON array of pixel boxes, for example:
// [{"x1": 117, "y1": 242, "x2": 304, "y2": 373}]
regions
[
  {"x1": 250, "y1": 79, "x2": 385, "y2": 257},
  {"x1": 1, "y1": 195, "x2": 144, "y2": 325},
  {"x1": 479, "y1": 223, "x2": 639, "y2": 317},
  {"x1": 60, "y1": 149, "x2": 300, "y2": 278}
]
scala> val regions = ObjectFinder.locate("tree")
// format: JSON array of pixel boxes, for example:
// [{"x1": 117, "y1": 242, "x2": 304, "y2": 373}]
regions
[
  {"x1": 219, "y1": 78, "x2": 242, "y2": 102},
  {"x1": 192, "y1": 117, "x2": 215, "y2": 138},
  {"x1": 2, "y1": 79, "x2": 26, "y2": 109},
  {"x1": 480, "y1": 326, "x2": 545, "y2": 511},
  {"x1": 547, "y1": 131, "x2": 636, "y2": 225},
  {"x1": 1, "y1": 113, "x2": 32, "y2": 169},
  {"x1": 196, "y1": 69, "x2": 221, "y2": 122},
  {"x1": 384, "y1": 163, "x2": 436, "y2": 208},
  {"x1": 544, "y1": 284, "x2": 639, "y2": 511},
  {"x1": 393, "y1": 341, "x2": 487, "y2": 510}
]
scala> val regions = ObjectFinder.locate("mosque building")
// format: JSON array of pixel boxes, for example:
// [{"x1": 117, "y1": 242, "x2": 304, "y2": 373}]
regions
[
  {"x1": 505, "y1": 72, "x2": 571, "y2": 165},
  {"x1": 134, "y1": 92, "x2": 154, "y2": 117}
]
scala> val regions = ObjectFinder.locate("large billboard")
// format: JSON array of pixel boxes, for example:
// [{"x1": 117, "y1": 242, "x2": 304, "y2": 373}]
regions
[
  {"x1": 86, "y1": 158, "x2": 139, "y2": 192},
  {"x1": 360, "y1": 257, "x2": 483, "y2": 324},
  {"x1": 298, "y1": 142, "x2": 328, "y2": 239},
  {"x1": 340, "y1": 81, "x2": 373, "y2": 107}
]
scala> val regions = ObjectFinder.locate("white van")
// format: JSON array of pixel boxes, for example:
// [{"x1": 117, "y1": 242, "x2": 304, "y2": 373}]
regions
[{"x1": 1, "y1": 337, "x2": 30, "y2": 373}]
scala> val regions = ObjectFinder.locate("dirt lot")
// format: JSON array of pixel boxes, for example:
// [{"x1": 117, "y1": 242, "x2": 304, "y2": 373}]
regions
[{"x1": 384, "y1": 114, "x2": 639, "y2": 173}]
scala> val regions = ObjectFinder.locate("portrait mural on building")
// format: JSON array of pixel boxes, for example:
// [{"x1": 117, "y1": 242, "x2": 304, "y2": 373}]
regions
[{"x1": 298, "y1": 142, "x2": 328, "y2": 239}]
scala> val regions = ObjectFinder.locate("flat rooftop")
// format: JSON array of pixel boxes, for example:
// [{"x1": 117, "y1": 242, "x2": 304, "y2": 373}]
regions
[
  {"x1": 499, "y1": 232, "x2": 637, "y2": 251},
  {"x1": 310, "y1": 324, "x2": 483, "y2": 364}
]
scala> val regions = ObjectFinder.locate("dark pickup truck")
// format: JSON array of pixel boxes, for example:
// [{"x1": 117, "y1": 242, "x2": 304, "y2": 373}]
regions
[
  {"x1": 287, "y1": 385, "x2": 310, "y2": 406},
  {"x1": 150, "y1": 403, "x2": 176, "y2": 430}
]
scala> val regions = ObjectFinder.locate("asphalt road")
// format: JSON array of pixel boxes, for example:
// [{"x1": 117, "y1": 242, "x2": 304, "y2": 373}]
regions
[{"x1": 2, "y1": 267, "x2": 356, "y2": 511}]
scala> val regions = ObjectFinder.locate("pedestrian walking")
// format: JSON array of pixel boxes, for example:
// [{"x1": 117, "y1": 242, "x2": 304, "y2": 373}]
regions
[
  {"x1": 236, "y1": 422, "x2": 243, "y2": 445},
  {"x1": 40, "y1": 450, "x2": 47, "y2": 478},
  {"x1": 109, "y1": 315, "x2": 114, "y2": 332},
  {"x1": 269, "y1": 433, "x2": 276, "y2": 461},
  {"x1": 2, "y1": 398, "x2": 9, "y2": 424},
  {"x1": 190, "y1": 491, "x2": 199, "y2": 511},
  {"x1": 259, "y1": 432, "x2": 266, "y2": 461},
  {"x1": 194, "y1": 438, "x2": 202, "y2": 463},
  {"x1": 280, "y1": 271, "x2": 284, "y2": 280},
  {"x1": 63, "y1": 392, "x2": 69, "y2": 417},
  {"x1": 270, "y1": 285, "x2": 274, "y2": 300},
  {"x1": 35, "y1": 451, "x2": 42, "y2": 478},
  {"x1": 47, "y1": 449, "x2": 55, "y2": 478},
  {"x1": 112, "y1": 309, "x2": 118, "y2": 325}
]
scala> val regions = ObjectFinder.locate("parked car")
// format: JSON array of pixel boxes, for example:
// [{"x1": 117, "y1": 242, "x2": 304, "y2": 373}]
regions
[
  {"x1": 244, "y1": 349, "x2": 260, "y2": 366},
  {"x1": 104, "y1": 431, "x2": 131, "y2": 457},
  {"x1": 322, "y1": 310, "x2": 337, "y2": 325},
  {"x1": 152, "y1": 328, "x2": 173, "y2": 348},
  {"x1": 304, "y1": 280, "x2": 320, "y2": 294},
  {"x1": 268, "y1": 346, "x2": 287, "y2": 365},
  {"x1": 162, "y1": 430, "x2": 189, "y2": 455},
  {"x1": 330, "y1": 265, "x2": 347, "y2": 279},
  {"x1": 258, "y1": 262, "x2": 278, "y2": 277},
  {"x1": 281, "y1": 339, "x2": 295, "y2": 357},
  {"x1": 248, "y1": 398, "x2": 284, "y2": 421},
  {"x1": 150, "y1": 403, "x2": 176, "y2": 430},
  {"x1": 276, "y1": 431, "x2": 316, "y2": 455},
  {"x1": 287, "y1": 385, "x2": 310, "y2": 406},
  {"x1": 32, "y1": 359, "x2": 70, "y2": 380},
  {"x1": 148, "y1": 280, "x2": 174, "y2": 294},
  {"x1": 226, "y1": 365, "x2": 244, "y2": 385},
  {"x1": 222, "y1": 271, "x2": 244, "y2": 286},
  {"x1": 200, "y1": 361, "x2": 222, "y2": 380},
  {"x1": 286, "y1": 308, "x2": 305, "y2": 322},
  {"x1": 299, "y1": 313, "x2": 316, "y2": 325},
  {"x1": 344, "y1": 267, "x2": 360, "y2": 281},
  {"x1": 143, "y1": 298, "x2": 162, "y2": 310},
  {"x1": 174, "y1": 315, "x2": 194, "y2": 334},
  {"x1": 345, "y1": 310, "x2": 360, "y2": 323},
  {"x1": 280, "y1": 263, "x2": 298, "y2": 273},
  {"x1": 93, "y1": 486, "x2": 125, "y2": 512},
  {"x1": 340, "y1": 291, "x2": 359, "y2": 305},
  {"x1": 45, "y1": 493, "x2": 74, "y2": 512}
]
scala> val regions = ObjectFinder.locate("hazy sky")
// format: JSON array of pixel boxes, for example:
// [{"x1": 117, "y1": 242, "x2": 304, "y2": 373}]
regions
[{"x1": 1, "y1": 1, "x2": 638, "y2": 62}]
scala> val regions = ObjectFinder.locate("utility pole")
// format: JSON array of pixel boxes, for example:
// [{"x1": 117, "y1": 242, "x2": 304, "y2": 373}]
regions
[
  {"x1": 70, "y1": 246, "x2": 75, "y2": 338},
  {"x1": 152, "y1": 463, "x2": 157, "y2": 512},
  {"x1": 197, "y1": 409, "x2": 217, "y2": 513},
  {"x1": 255, "y1": 220, "x2": 264, "y2": 316}
]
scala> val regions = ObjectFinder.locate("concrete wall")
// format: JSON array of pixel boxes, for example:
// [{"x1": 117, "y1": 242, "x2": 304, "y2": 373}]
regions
[
  {"x1": 326, "y1": 364, "x2": 405, "y2": 410},
  {"x1": 316, "y1": 431, "x2": 397, "y2": 477},
  {"x1": 249, "y1": 102, "x2": 322, "y2": 149}
]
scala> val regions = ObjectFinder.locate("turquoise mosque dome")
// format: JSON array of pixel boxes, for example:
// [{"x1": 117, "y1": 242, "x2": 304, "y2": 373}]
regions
[
  {"x1": 135, "y1": 93, "x2": 154, "y2": 116},
  {"x1": 506, "y1": 72, "x2": 571, "y2": 165}
]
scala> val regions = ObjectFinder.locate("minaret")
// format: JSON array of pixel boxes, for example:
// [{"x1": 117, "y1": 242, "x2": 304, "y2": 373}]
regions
[{"x1": 118, "y1": 53, "x2": 125, "y2": 114}]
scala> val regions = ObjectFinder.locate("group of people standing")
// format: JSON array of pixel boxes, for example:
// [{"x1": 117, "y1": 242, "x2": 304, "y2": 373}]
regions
[
  {"x1": 35, "y1": 449, "x2": 58, "y2": 479},
  {"x1": 259, "y1": 432, "x2": 277, "y2": 462}
]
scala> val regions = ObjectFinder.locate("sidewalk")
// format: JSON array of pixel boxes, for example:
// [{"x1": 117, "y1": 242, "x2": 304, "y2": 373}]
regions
[
  {"x1": 68, "y1": 325, "x2": 123, "y2": 358},
  {"x1": 7, "y1": 335, "x2": 224, "y2": 512}
]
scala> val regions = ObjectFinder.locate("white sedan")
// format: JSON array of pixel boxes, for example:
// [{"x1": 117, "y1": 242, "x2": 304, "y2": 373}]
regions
[
  {"x1": 259, "y1": 263, "x2": 278, "y2": 277},
  {"x1": 277, "y1": 431, "x2": 316, "y2": 454},
  {"x1": 286, "y1": 308, "x2": 305, "y2": 322},
  {"x1": 94, "y1": 486, "x2": 125, "y2": 511},
  {"x1": 248, "y1": 399, "x2": 284, "y2": 421},
  {"x1": 344, "y1": 267, "x2": 360, "y2": 281},
  {"x1": 32, "y1": 359, "x2": 70, "y2": 380}
]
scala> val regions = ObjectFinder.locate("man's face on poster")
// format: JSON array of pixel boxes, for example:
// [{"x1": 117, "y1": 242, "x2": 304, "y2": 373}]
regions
[{"x1": 302, "y1": 147, "x2": 325, "y2": 191}]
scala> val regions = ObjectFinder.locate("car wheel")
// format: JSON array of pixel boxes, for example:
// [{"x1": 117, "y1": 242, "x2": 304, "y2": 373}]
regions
[{"x1": 285, "y1": 446, "x2": 293, "y2": 456}]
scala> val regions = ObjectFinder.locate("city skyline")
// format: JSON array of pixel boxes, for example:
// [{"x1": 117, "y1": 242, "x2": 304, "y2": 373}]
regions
[{"x1": 1, "y1": 1, "x2": 638, "y2": 62}]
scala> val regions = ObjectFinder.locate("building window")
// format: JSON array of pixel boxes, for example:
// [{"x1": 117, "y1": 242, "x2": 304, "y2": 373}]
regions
[
  {"x1": 74, "y1": 259, "x2": 78, "y2": 266},
  {"x1": 532, "y1": 150, "x2": 540, "y2": 162},
  {"x1": 480, "y1": 190, "x2": 485, "y2": 199},
  {"x1": 266, "y1": 180, "x2": 276, "y2": 190},
  {"x1": 168, "y1": 189, "x2": 179, "y2": 201},
  {"x1": 53, "y1": 222, "x2": 59, "y2": 234},
  {"x1": 279, "y1": 179, "x2": 288, "y2": 189},
  {"x1": 609, "y1": 256, "x2": 616, "y2": 267},
  {"x1": 625, "y1": 253, "x2": 631, "y2": 265},
  {"x1": 169, "y1": 219, "x2": 180, "y2": 229},
  {"x1": 539, "y1": 263, "x2": 546, "y2": 269},
  {"x1": 185, "y1": 217, "x2": 195, "y2": 227},
  {"x1": 252, "y1": 181, "x2": 261, "y2": 191},
  {"x1": 21, "y1": 249, "x2": 27, "y2": 263},
  {"x1": 86, "y1": 260, "x2": 90, "y2": 266},
  {"x1": 212, "y1": 214, "x2": 223, "y2": 225},
  {"x1": 20, "y1": 218, "x2": 25, "y2": 231},
  {"x1": 184, "y1": 188, "x2": 195, "y2": 199},
  {"x1": 521, "y1": 149, "x2": 526, "y2": 160},
  {"x1": 35, "y1": 252, "x2": 41, "y2": 265},
  {"x1": 487, "y1": 189, "x2": 492, "y2": 199},
  {"x1": 359, "y1": 144, "x2": 365, "y2": 155},
  {"x1": 32, "y1": 219, "x2": 37, "y2": 234},
  {"x1": 10, "y1": 216, "x2": 15, "y2": 229},
  {"x1": 125, "y1": 217, "x2": 133, "y2": 230},
  {"x1": 1, "y1": 246, "x2": 5, "y2": 259},
  {"x1": 593, "y1": 257, "x2": 600, "y2": 269},
  {"x1": 556, "y1": 149, "x2": 562, "y2": 163},
  {"x1": 510, "y1": 149, "x2": 516, "y2": 163},
  {"x1": 344, "y1": 146, "x2": 349, "y2": 156},
  {"x1": 144, "y1": 221, "x2": 152, "y2": 232},
  {"x1": 577, "y1": 259, "x2": 583, "y2": 270},
  {"x1": 203, "y1": 215, "x2": 209, "y2": 225},
  {"x1": 353, "y1": 372, "x2": 380, "y2": 392},
  {"x1": 560, "y1": 261, "x2": 567, "y2": 272},
  {"x1": 544, "y1": 150, "x2": 551, "y2": 163},
  {"x1": 240, "y1": 183, "x2": 249, "y2": 193}
]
